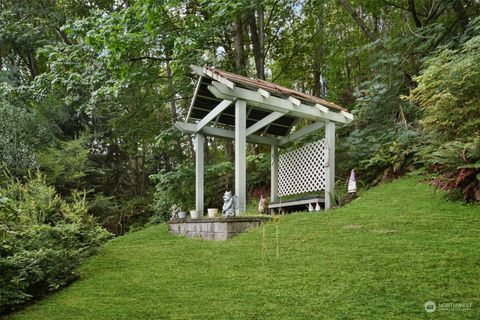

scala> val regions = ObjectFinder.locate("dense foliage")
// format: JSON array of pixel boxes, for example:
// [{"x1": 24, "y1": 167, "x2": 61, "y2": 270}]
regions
[
  {"x1": 0, "y1": 174, "x2": 110, "y2": 314},
  {"x1": 412, "y1": 32, "x2": 480, "y2": 201}
]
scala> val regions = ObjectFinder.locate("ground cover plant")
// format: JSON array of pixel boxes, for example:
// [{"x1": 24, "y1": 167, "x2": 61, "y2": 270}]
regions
[{"x1": 8, "y1": 176, "x2": 480, "y2": 319}]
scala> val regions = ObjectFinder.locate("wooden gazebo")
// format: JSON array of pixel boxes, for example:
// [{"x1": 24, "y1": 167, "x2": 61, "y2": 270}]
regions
[{"x1": 175, "y1": 65, "x2": 354, "y2": 216}]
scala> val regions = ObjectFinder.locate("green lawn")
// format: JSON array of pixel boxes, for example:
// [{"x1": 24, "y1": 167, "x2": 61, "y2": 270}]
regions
[{"x1": 8, "y1": 176, "x2": 480, "y2": 319}]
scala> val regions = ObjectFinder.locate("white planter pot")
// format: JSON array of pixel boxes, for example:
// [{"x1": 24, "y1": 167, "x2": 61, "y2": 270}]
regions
[
  {"x1": 190, "y1": 210, "x2": 200, "y2": 220},
  {"x1": 178, "y1": 211, "x2": 187, "y2": 219},
  {"x1": 207, "y1": 208, "x2": 218, "y2": 218}
]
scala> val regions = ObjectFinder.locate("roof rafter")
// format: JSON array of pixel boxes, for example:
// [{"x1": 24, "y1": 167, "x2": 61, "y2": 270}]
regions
[
  {"x1": 279, "y1": 121, "x2": 326, "y2": 146},
  {"x1": 208, "y1": 81, "x2": 352, "y2": 124},
  {"x1": 246, "y1": 111, "x2": 285, "y2": 136},
  {"x1": 175, "y1": 121, "x2": 279, "y2": 146},
  {"x1": 195, "y1": 99, "x2": 233, "y2": 132}
]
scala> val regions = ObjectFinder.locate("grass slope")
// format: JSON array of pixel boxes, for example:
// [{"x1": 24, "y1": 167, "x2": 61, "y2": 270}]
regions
[{"x1": 8, "y1": 176, "x2": 480, "y2": 319}]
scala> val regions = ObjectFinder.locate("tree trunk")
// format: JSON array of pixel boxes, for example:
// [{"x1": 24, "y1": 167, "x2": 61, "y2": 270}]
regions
[
  {"x1": 27, "y1": 48, "x2": 38, "y2": 79},
  {"x1": 165, "y1": 51, "x2": 177, "y2": 124},
  {"x1": 313, "y1": 7, "x2": 326, "y2": 97},
  {"x1": 233, "y1": 17, "x2": 247, "y2": 75},
  {"x1": 249, "y1": 9, "x2": 265, "y2": 80},
  {"x1": 452, "y1": 0, "x2": 469, "y2": 32},
  {"x1": 224, "y1": 140, "x2": 235, "y2": 163},
  {"x1": 408, "y1": 0, "x2": 423, "y2": 28}
]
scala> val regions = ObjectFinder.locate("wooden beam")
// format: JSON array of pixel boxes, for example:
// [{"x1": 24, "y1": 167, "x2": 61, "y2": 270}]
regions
[
  {"x1": 195, "y1": 133, "x2": 204, "y2": 216},
  {"x1": 208, "y1": 81, "x2": 352, "y2": 124},
  {"x1": 278, "y1": 121, "x2": 325, "y2": 146},
  {"x1": 324, "y1": 121, "x2": 336, "y2": 210},
  {"x1": 288, "y1": 96, "x2": 301, "y2": 107},
  {"x1": 314, "y1": 103, "x2": 329, "y2": 114},
  {"x1": 186, "y1": 76, "x2": 202, "y2": 122},
  {"x1": 196, "y1": 99, "x2": 233, "y2": 132},
  {"x1": 271, "y1": 145, "x2": 279, "y2": 203},
  {"x1": 204, "y1": 67, "x2": 235, "y2": 90},
  {"x1": 246, "y1": 111, "x2": 285, "y2": 136},
  {"x1": 175, "y1": 122, "x2": 279, "y2": 146},
  {"x1": 191, "y1": 64, "x2": 236, "y2": 90},
  {"x1": 257, "y1": 88, "x2": 270, "y2": 98},
  {"x1": 190, "y1": 64, "x2": 204, "y2": 76},
  {"x1": 235, "y1": 99, "x2": 247, "y2": 214},
  {"x1": 196, "y1": 94, "x2": 223, "y2": 102},
  {"x1": 191, "y1": 110, "x2": 292, "y2": 129},
  {"x1": 341, "y1": 110, "x2": 354, "y2": 121}
]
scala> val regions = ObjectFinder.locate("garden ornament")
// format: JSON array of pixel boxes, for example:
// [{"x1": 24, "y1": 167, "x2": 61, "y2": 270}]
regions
[
  {"x1": 170, "y1": 205, "x2": 181, "y2": 220},
  {"x1": 348, "y1": 169, "x2": 357, "y2": 194},
  {"x1": 222, "y1": 191, "x2": 239, "y2": 217},
  {"x1": 258, "y1": 194, "x2": 267, "y2": 214}
]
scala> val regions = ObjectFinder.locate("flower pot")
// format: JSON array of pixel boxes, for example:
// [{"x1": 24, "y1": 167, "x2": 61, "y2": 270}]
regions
[
  {"x1": 178, "y1": 211, "x2": 187, "y2": 219},
  {"x1": 207, "y1": 208, "x2": 218, "y2": 218},
  {"x1": 190, "y1": 210, "x2": 200, "y2": 220}
]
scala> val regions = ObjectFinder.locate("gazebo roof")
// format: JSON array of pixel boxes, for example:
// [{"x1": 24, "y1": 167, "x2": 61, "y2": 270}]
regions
[{"x1": 177, "y1": 65, "x2": 353, "y2": 146}]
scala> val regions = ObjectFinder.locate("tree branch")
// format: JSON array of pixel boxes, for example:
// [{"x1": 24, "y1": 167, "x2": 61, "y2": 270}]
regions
[
  {"x1": 408, "y1": 0, "x2": 423, "y2": 28},
  {"x1": 338, "y1": 0, "x2": 377, "y2": 42}
]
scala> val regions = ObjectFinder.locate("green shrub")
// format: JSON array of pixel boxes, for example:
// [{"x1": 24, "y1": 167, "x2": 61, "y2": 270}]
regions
[
  {"x1": 36, "y1": 136, "x2": 91, "y2": 196},
  {"x1": 0, "y1": 173, "x2": 111, "y2": 315},
  {"x1": 340, "y1": 124, "x2": 421, "y2": 185},
  {"x1": 412, "y1": 33, "x2": 480, "y2": 201}
]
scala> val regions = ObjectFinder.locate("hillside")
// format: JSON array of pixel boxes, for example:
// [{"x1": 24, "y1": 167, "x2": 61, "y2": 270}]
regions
[{"x1": 9, "y1": 176, "x2": 480, "y2": 319}]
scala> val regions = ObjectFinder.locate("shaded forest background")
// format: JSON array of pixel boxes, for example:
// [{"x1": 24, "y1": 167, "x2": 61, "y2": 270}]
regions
[{"x1": 1, "y1": 0, "x2": 479, "y2": 234}]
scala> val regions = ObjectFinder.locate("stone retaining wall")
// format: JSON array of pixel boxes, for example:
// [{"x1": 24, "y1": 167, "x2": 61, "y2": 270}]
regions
[{"x1": 168, "y1": 216, "x2": 272, "y2": 241}]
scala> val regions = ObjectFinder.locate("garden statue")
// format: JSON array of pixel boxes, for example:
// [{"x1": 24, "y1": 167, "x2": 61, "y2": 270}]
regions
[
  {"x1": 170, "y1": 205, "x2": 181, "y2": 220},
  {"x1": 341, "y1": 169, "x2": 358, "y2": 204},
  {"x1": 258, "y1": 194, "x2": 267, "y2": 214},
  {"x1": 348, "y1": 169, "x2": 357, "y2": 195},
  {"x1": 222, "y1": 191, "x2": 239, "y2": 217}
]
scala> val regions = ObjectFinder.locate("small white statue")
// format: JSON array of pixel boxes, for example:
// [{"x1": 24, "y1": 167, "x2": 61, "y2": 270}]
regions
[
  {"x1": 222, "y1": 191, "x2": 239, "y2": 217},
  {"x1": 171, "y1": 205, "x2": 181, "y2": 220},
  {"x1": 308, "y1": 203, "x2": 314, "y2": 212},
  {"x1": 348, "y1": 169, "x2": 357, "y2": 194}
]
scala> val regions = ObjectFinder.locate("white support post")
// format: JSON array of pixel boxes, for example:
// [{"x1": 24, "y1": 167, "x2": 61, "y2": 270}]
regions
[
  {"x1": 195, "y1": 133, "x2": 204, "y2": 216},
  {"x1": 325, "y1": 121, "x2": 335, "y2": 210},
  {"x1": 271, "y1": 145, "x2": 279, "y2": 204},
  {"x1": 235, "y1": 99, "x2": 247, "y2": 215}
]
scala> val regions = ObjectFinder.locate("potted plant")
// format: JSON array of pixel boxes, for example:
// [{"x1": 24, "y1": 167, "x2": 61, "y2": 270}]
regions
[
  {"x1": 190, "y1": 210, "x2": 200, "y2": 219},
  {"x1": 207, "y1": 208, "x2": 218, "y2": 218},
  {"x1": 178, "y1": 211, "x2": 187, "y2": 219}
]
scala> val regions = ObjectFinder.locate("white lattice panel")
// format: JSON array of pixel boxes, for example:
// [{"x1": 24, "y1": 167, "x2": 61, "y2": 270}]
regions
[{"x1": 278, "y1": 139, "x2": 327, "y2": 196}]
